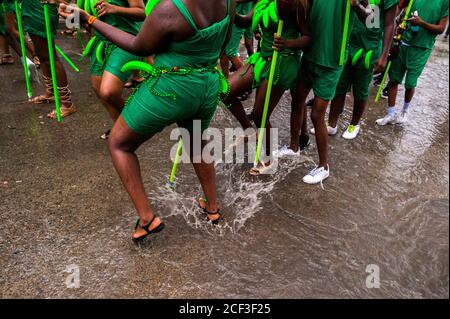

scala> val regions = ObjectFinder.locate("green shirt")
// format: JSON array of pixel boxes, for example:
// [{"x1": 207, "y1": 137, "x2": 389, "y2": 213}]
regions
[
  {"x1": 349, "y1": 0, "x2": 399, "y2": 58},
  {"x1": 96, "y1": 0, "x2": 142, "y2": 40},
  {"x1": 236, "y1": 1, "x2": 253, "y2": 15},
  {"x1": 304, "y1": 0, "x2": 362, "y2": 69},
  {"x1": 403, "y1": 0, "x2": 449, "y2": 49}
]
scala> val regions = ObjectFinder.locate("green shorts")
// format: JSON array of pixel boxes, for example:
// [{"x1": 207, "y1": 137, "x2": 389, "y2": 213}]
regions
[
  {"x1": 389, "y1": 44, "x2": 432, "y2": 89},
  {"x1": 335, "y1": 58, "x2": 374, "y2": 101},
  {"x1": 22, "y1": 1, "x2": 58, "y2": 38},
  {"x1": 299, "y1": 59, "x2": 344, "y2": 101},
  {"x1": 244, "y1": 26, "x2": 253, "y2": 40},
  {"x1": 122, "y1": 70, "x2": 221, "y2": 136},
  {"x1": 256, "y1": 53, "x2": 299, "y2": 91},
  {"x1": 225, "y1": 25, "x2": 245, "y2": 58},
  {"x1": 90, "y1": 40, "x2": 141, "y2": 83}
]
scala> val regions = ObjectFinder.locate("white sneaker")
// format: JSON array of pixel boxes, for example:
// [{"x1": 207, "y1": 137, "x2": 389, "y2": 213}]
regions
[
  {"x1": 342, "y1": 125, "x2": 360, "y2": 140},
  {"x1": 375, "y1": 113, "x2": 397, "y2": 126},
  {"x1": 303, "y1": 165, "x2": 330, "y2": 184},
  {"x1": 396, "y1": 110, "x2": 409, "y2": 124},
  {"x1": 310, "y1": 125, "x2": 338, "y2": 136},
  {"x1": 272, "y1": 145, "x2": 300, "y2": 158}
]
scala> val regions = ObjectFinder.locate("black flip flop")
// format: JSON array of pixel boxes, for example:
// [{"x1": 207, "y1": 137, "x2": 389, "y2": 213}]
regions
[
  {"x1": 132, "y1": 215, "x2": 165, "y2": 243},
  {"x1": 198, "y1": 197, "x2": 222, "y2": 225}
]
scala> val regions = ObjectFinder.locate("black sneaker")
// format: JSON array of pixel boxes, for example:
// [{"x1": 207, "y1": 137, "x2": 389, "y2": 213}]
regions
[{"x1": 299, "y1": 134, "x2": 311, "y2": 151}]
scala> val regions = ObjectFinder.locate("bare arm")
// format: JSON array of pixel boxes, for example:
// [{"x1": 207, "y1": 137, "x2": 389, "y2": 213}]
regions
[
  {"x1": 374, "y1": 4, "x2": 397, "y2": 73},
  {"x1": 408, "y1": 15, "x2": 449, "y2": 34},
  {"x1": 95, "y1": 0, "x2": 146, "y2": 21}
]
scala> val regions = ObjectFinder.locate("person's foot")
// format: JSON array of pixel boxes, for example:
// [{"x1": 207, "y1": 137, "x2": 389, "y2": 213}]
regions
[
  {"x1": 381, "y1": 87, "x2": 389, "y2": 99},
  {"x1": 0, "y1": 54, "x2": 14, "y2": 65},
  {"x1": 310, "y1": 125, "x2": 338, "y2": 136},
  {"x1": 132, "y1": 215, "x2": 163, "y2": 241},
  {"x1": 249, "y1": 161, "x2": 275, "y2": 176},
  {"x1": 299, "y1": 134, "x2": 311, "y2": 151},
  {"x1": 30, "y1": 94, "x2": 54, "y2": 104},
  {"x1": 47, "y1": 105, "x2": 77, "y2": 119},
  {"x1": 342, "y1": 124, "x2": 360, "y2": 140},
  {"x1": 303, "y1": 165, "x2": 330, "y2": 185},
  {"x1": 396, "y1": 110, "x2": 409, "y2": 124},
  {"x1": 272, "y1": 145, "x2": 300, "y2": 158},
  {"x1": 375, "y1": 113, "x2": 397, "y2": 126},
  {"x1": 198, "y1": 197, "x2": 221, "y2": 224}
]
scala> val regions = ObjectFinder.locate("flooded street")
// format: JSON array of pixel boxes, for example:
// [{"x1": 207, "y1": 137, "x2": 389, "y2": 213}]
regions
[{"x1": 0, "y1": 35, "x2": 448, "y2": 299}]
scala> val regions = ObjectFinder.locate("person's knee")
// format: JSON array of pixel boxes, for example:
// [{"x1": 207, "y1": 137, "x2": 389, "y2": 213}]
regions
[
  {"x1": 99, "y1": 86, "x2": 120, "y2": 105},
  {"x1": 310, "y1": 108, "x2": 324, "y2": 125}
]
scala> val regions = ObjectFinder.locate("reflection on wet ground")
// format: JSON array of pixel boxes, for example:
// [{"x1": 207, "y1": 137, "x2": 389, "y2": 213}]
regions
[{"x1": 0, "y1": 35, "x2": 448, "y2": 298}]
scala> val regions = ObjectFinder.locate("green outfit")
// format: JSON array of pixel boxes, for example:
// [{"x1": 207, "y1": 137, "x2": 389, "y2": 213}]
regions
[
  {"x1": 225, "y1": 2, "x2": 253, "y2": 57},
  {"x1": 22, "y1": 0, "x2": 58, "y2": 38},
  {"x1": 122, "y1": 0, "x2": 230, "y2": 136},
  {"x1": 336, "y1": 0, "x2": 399, "y2": 101},
  {"x1": 390, "y1": 0, "x2": 449, "y2": 88},
  {"x1": 246, "y1": 0, "x2": 300, "y2": 90},
  {"x1": 90, "y1": 0, "x2": 142, "y2": 82},
  {"x1": 300, "y1": 0, "x2": 361, "y2": 100}
]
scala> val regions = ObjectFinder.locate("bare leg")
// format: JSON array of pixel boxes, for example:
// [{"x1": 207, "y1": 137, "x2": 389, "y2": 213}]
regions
[
  {"x1": 229, "y1": 56, "x2": 244, "y2": 73},
  {"x1": 5, "y1": 13, "x2": 35, "y2": 57},
  {"x1": 220, "y1": 53, "x2": 230, "y2": 78},
  {"x1": 328, "y1": 94, "x2": 346, "y2": 128},
  {"x1": 311, "y1": 97, "x2": 330, "y2": 168},
  {"x1": 405, "y1": 87, "x2": 415, "y2": 103},
  {"x1": 252, "y1": 79, "x2": 286, "y2": 157},
  {"x1": 350, "y1": 100, "x2": 367, "y2": 126},
  {"x1": 108, "y1": 116, "x2": 161, "y2": 239},
  {"x1": 93, "y1": 71, "x2": 126, "y2": 122},
  {"x1": 244, "y1": 36, "x2": 254, "y2": 57},
  {"x1": 387, "y1": 81, "x2": 399, "y2": 108},
  {"x1": 223, "y1": 64, "x2": 255, "y2": 129},
  {"x1": 294, "y1": 81, "x2": 312, "y2": 145},
  {"x1": 191, "y1": 140, "x2": 220, "y2": 221}
]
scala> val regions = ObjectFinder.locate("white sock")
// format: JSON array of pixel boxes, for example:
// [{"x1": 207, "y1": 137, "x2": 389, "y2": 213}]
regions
[
  {"x1": 403, "y1": 101, "x2": 411, "y2": 112},
  {"x1": 387, "y1": 106, "x2": 396, "y2": 117}
]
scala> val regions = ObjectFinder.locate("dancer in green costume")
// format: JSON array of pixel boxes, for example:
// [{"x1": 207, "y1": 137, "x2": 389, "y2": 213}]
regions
[
  {"x1": 326, "y1": 0, "x2": 399, "y2": 140},
  {"x1": 220, "y1": 0, "x2": 255, "y2": 78},
  {"x1": 59, "y1": 0, "x2": 234, "y2": 241},
  {"x1": 84, "y1": 0, "x2": 145, "y2": 139},
  {"x1": 376, "y1": 0, "x2": 448, "y2": 126},
  {"x1": 292, "y1": 0, "x2": 371, "y2": 185},
  {"x1": 223, "y1": 0, "x2": 312, "y2": 175},
  {"x1": 22, "y1": 0, "x2": 75, "y2": 118}
]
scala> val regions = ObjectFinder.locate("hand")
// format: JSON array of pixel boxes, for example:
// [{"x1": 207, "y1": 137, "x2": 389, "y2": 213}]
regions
[
  {"x1": 407, "y1": 15, "x2": 424, "y2": 27},
  {"x1": 59, "y1": 3, "x2": 89, "y2": 24},
  {"x1": 273, "y1": 34, "x2": 289, "y2": 51},
  {"x1": 373, "y1": 56, "x2": 387, "y2": 74},
  {"x1": 95, "y1": 0, "x2": 117, "y2": 18}
]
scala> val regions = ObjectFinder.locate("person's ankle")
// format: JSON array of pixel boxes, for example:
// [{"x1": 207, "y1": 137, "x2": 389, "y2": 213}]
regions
[{"x1": 289, "y1": 143, "x2": 299, "y2": 152}]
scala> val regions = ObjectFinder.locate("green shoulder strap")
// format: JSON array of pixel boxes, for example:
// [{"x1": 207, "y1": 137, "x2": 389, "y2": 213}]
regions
[{"x1": 172, "y1": 0, "x2": 198, "y2": 30}]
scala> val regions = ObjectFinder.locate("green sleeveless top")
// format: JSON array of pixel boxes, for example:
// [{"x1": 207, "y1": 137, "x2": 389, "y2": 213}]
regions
[{"x1": 154, "y1": 0, "x2": 231, "y2": 69}]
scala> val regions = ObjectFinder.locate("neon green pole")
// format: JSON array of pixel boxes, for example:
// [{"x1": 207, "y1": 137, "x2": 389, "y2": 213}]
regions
[
  {"x1": 375, "y1": 0, "x2": 414, "y2": 103},
  {"x1": 254, "y1": 20, "x2": 284, "y2": 166},
  {"x1": 44, "y1": 2, "x2": 61, "y2": 122},
  {"x1": 14, "y1": 0, "x2": 32, "y2": 99},
  {"x1": 340, "y1": 0, "x2": 351, "y2": 66},
  {"x1": 168, "y1": 139, "x2": 183, "y2": 189},
  {"x1": 55, "y1": 45, "x2": 80, "y2": 73},
  {"x1": 375, "y1": 61, "x2": 391, "y2": 102}
]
